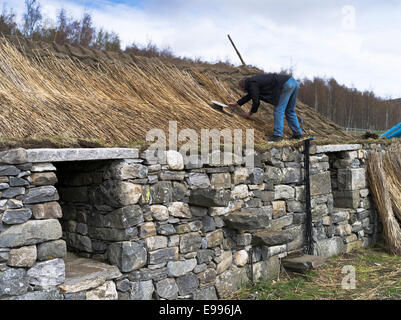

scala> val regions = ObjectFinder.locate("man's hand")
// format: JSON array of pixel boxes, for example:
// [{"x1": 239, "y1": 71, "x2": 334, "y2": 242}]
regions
[
  {"x1": 228, "y1": 102, "x2": 238, "y2": 107},
  {"x1": 244, "y1": 111, "x2": 252, "y2": 119}
]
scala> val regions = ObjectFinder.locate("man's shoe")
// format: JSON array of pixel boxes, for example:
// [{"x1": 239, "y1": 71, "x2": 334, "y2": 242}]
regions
[
  {"x1": 291, "y1": 133, "x2": 303, "y2": 140},
  {"x1": 267, "y1": 135, "x2": 283, "y2": 142}
]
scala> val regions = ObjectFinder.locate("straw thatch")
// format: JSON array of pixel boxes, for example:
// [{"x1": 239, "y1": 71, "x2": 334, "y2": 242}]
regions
[
  {"x1": 0, "y1": 36, "x2": 355, "y2": 147},
  {"x1": 383, "y1": 144, "x2": 401, "y2": 222},
  {"x1": 367, "y1": 150, "x2": 401, "y2": 255}
]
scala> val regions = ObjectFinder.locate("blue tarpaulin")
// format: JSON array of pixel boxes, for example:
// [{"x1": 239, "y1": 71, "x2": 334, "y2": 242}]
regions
[{"x1": 381, "y1": 122, "x2": 401, "y2": 139}]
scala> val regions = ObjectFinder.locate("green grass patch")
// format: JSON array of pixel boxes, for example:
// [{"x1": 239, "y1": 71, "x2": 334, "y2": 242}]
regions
[{"x1": 227, "y1": 245, "x2": 401, "y2": 300}]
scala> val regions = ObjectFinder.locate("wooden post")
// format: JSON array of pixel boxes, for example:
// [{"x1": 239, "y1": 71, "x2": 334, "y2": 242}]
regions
[{"x1": 227, "y1": 34, "x2": 246, "y2": 66}]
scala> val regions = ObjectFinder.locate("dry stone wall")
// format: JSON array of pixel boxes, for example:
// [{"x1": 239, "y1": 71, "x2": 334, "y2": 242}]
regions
[{"x1": 0, "y1": 143, "x2": 389, "y2": 300}]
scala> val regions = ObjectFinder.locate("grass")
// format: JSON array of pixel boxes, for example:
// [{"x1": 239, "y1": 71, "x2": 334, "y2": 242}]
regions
[{"x1": 227, "y1": 244, "x2": 401, "y2": 300}]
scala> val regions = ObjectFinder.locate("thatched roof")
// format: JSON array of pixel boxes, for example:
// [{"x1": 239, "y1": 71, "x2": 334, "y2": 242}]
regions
[{"x1": 0, "y1": 36, "x2": 353, "y2": 149}]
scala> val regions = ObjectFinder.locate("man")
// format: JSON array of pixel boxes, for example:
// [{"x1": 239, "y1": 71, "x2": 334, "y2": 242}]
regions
[{"x1": 228, "y1": 73, "x2": 303, "y2": 142}]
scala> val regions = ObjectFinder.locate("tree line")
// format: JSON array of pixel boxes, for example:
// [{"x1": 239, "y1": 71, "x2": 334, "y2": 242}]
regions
[
  {"x1": 298, "y1": 77, "x2": 400, "y2": 131},
  {"x1": 1, "y1": 0, "x2": 399, "y2": 131}
]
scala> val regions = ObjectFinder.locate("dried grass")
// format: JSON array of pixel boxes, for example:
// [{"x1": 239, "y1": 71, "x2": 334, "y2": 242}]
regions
[
  {"x1": 367, "y1": 150, "x2": 401, "y2": 255},
  {"x1": 0, "y1": 36, "x2": 353, "y2": 146}
]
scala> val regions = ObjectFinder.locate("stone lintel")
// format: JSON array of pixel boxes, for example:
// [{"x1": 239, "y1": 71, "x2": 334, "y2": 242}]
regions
[{"x1": 25, "y1": 148, "x2": 139, "y2": 163}]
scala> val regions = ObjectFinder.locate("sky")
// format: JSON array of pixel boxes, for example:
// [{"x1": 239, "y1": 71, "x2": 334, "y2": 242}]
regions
[{"x1": 2, "y1": 0, "x2": 401, "y2": 99}]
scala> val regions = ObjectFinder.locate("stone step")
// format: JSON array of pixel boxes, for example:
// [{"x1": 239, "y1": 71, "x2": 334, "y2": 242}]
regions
[
  {"x1": 282, "y1": 254, "x2": 326, "y2": 272},
  {"x1": 58, "y1": 252, "x2": 122, "y2": 294}
]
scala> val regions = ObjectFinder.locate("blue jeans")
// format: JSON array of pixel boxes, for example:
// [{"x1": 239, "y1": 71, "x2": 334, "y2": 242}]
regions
[{"x1": 273, "y1": 77, "x2": 302, "y2": 137}]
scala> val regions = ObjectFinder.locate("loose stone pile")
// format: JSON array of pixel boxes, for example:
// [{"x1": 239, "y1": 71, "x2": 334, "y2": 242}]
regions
[{"x1": 0, "y1": 144, "x2": 388, "y2": 300}]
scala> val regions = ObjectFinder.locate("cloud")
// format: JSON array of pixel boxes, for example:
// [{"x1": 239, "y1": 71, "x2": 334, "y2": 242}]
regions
[{"x1": 3, "y1": 0, "x2": 401, "y2": 98}]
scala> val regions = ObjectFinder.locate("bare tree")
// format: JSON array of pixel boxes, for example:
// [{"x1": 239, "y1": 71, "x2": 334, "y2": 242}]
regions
[
  {"x1": 0, "y1": 5, "x2": 18, "y2": 35},
  {"x1": 23, "y1": 0, "x2": 42, "y2": 38}
]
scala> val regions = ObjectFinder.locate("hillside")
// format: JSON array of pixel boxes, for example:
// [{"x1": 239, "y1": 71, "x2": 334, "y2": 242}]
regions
[{"x1": 0, "y1": 36, "x2": 354, "y2": 150}]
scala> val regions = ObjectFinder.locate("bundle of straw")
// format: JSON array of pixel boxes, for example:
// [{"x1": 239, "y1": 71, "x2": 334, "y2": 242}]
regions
[
  {"x1": 367, "y1": 150, "x2": 401, "y2": 255},
  {"x1": 383, "y1": 144, "x2": 401, "y2": 222}
]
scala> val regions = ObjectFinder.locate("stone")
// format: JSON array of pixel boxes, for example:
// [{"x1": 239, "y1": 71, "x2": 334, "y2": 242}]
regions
[
  {"x1": 22, "y1": 186, "x2": 59, "y2": 204},
  {"x1": 88, "y1": 226, "x2": 137, "y2": 242},
  {"x1": 310, "y1": 172, "x2": 331, "y2": 196},
  {"x1": 264, "y1": 166, "x2": 282, "y2": 184},
  {"x1": 30, "y1": 163, "x2": 57, "y2": 172},
  {"x1": 270, "y1": 215, "x2": 294, "y2": 231},
  {"x1": 272, "y1": 201, "x2": 286, "y2": 218},
  {"x1": 233, "y1": 167, "x2": 249, "y2": 185},
  {"x1": 282, "y1": 255, "x2": 326, "y2": 272},
  {"x1": 210, "y1": 172, "x2": 231, "y2": 189},
  {"x1": 6, "y1": 289, "x2": 63, "y2": 300},
  {"x1": 99, "y1": 180, "x2": 142, "y2": 207},
  {"x1": 0, "y1": 182, "x2": 9, "y2": 190},
  {"x1": 148, "y1": 247, "x2": 179, "y2": 265},
  {"x1": 333, "y1": 190, "x2": 360, "y2": 209},
  {"x1": 187, "y1": 172, "x2": 211, "y2": 189},
  {"x1": 2, "y1": 208, "x2": 32, "y2": 224},
  {"x1": 165, "y1": 150, "x2": 184, "y2": 170},
  {"x1": 197, "y1": 268, "x2": 217, "y2": 284},
  {"x1": 168, "y1": 202, "x2": 191, "y2": 218},
  {"x1": 345, "y1": 240, "x2": 363, "y2": 253},
  {"x1": 248, "y1": 256, "x2": 280, "y2": 282},
  {"x1": 180, "y1": 232, "x2": 202, "y2": 253},
  {"x1": 159, "y1": 171, "x2": 186, "y2": 181},
  {"x1": 338, "y1": 168, "x2": 366, "y2": 191},
  {"x1": 2, "y1": 187, "x2": 25, "y2": 199},
  {"x1": 231, "y1": 184, "x2": 249, "y2": 200},
  {"x1": 206, "y1": 230, "x2": 223, "y2": 248},
  {"x1": 189, "y1": 189, "x2": 231, "y2": 207},
  {"x1": 150, "y1": 205, "x2": 169, "y2": 221},
  {"x1": 150, "y1": 181, "x2": 173, "y2": 204},
  {"x1": 25, "y1": 148, "x2": 138, "y2": 163},
  {"x1": 0, "y1": 266, "x2": 29, "y2": 297},
  {"x1": 197, "y1": 249, "x2": 214, "y2": 264},
  {"x1": 123, "y1": 280, "x2": 154, "y2": 300},
  {"x1": 215, "y1": 265, "x2": 249, "y2": 298},
  {"x1": 156, "y1": 278, "x2": 179, "y2": 299},
  {"x1": 274, "y1": 185, "x2": 295, "y2": 200},
  {"x1": 59, "y1": 253, "x2": 121, "y2": 293},
  {"x1": 249, "y1": 168, "x2": 264, "y2": 185},
  {"x1": 314, "y1": 237, "x2": 345, "y2": 257},
  {"x1": 31, "y1": 201, "x2": 62, "y2": 220},
  {"x1": 0, "y1": 165, "x2": 20, "y2": 176},
  {"x1": 167, "y1": 259, "x2": 197, "y2": 277},
  {"x1": 190, "y1": 206, "x2": 208, "y2": 217},
  {"x1": 156, "y1": 223, "x2": 176, "y2": 236},
  {"x1": 0, "y1": 219, "x2": 62, "y2": 248},
  {"x1": 27, "y1": 258, "x2": 65, "y2": 289},
  {"x1": 193, "y1": 285, "x2": 218, "y2": 300},
  {"x1": 145, "y1": 236, "x2": 168, "y2": 251},
  {"x1": 281, "y1": 167, "x2": 302, "y2": 184},
  {"x1": 37, "y1": 240, "x2": 67, "y2": 261},
  {"x1": 360, "y1": 189, "x2": 369, "y2": 197},
  {"x1": 216, "y1": 251, "x2": 232, "y2": 274},
  {"x1": 233, "y1": 250, "x2": 248, "y2": 267},
  {"x1": 9, "y1": 177, "x2": 29, "y2": 187},
  {"x1": 252, "y1": 230, "x2": 294, "y2": 246},
  {"x1": 331, "y1": 209, "x2": 350, "y2": 223},
  {"x1": 86, "y1": 281, "x2": 118, "y2": 300},
  {"x1": 223, "y1": 211, "x2": 269, "y2": 231},
  {"x1": 103, "y1": 205, "x2": 144, "y2": 228},
  {"x1": 176, "y1": 273, "x2": 199, "y2": 295},
  {"x1": 104, "y1": 160, "x2": 147, "y2": 180},
  {"x1": 139, "y1": 222, "x2": 156, "y2": 238},
  {"x1": 315, "y1": 144, "x2": 361, "y2": 153},
  {"x1": 202, "y1": 216, "x2": 216, "y2": 232},
  {"x1": 30, "y1": 172, "x2": 58, "y2": 186},
  {"x1": 107, "y1": 241, "x2": 147, "y2": 272},
  {"x1": 7, "y1": 245, "x2": 37, "y2": 267},
  {"x1": 0, "y1": 148, "x2": 28, "y2": 165}
]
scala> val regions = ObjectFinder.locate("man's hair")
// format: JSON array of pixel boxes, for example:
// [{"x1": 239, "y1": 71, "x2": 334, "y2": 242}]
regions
[{"x1": 238, "y1": 77, "x2": 247, "y2": 89}]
